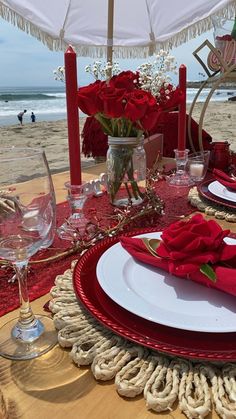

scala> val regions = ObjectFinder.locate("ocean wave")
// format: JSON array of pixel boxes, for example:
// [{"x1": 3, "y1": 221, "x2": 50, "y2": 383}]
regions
[{"x1": 0, "y1": 93, "x2": 58, "y2": 102}]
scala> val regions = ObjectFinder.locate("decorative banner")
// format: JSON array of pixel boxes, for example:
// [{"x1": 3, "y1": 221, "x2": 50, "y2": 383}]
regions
[{"x1": 208, "y1": 39, "x2": 236, "y2": 71}]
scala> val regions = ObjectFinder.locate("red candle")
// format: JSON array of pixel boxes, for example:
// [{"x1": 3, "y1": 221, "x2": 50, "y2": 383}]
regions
[
  {"x1": 64, "y1": 46, "x2": 82, "y2": 185},
  {"x1": 178, "y1": 64, "x2": 187, "y2": 151}
]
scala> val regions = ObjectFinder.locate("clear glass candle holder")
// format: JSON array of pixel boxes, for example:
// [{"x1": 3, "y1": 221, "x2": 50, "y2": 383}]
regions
[
  {"x1": 187, "y1": 150, "x2": 210, "y2": 184},
  {"x1": 57, "y1": 182, "x2": 92, "y2": 241},
  {"x1": 167, "y1": 149, "x2": 194, "y2": 187}
]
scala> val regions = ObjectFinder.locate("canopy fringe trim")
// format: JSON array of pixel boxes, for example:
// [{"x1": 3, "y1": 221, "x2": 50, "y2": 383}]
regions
[
  {"x1": 164, "y1": 0, "x2": 236, "y2": 51},
  {"x1": 0, "y1": 1, "x2": 236, "y2": 57}
]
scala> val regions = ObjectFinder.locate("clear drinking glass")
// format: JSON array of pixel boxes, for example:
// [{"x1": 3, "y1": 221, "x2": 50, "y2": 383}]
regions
[{"x1": 0, "y1": 147, "x2": 57, "y2": 360}]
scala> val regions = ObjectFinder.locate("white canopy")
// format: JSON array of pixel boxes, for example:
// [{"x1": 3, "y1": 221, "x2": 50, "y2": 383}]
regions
[{"x1": 0, "y1": 0, "x2": 236, "y2": 58}]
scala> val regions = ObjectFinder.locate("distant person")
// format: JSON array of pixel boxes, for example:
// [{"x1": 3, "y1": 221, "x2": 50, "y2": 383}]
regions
[
  {"x1": 31, "y1": 112, "x2": 36, "y2": 123},
  {"x1": 17, "y1": 109, "x2": 27, "y2": 125}
]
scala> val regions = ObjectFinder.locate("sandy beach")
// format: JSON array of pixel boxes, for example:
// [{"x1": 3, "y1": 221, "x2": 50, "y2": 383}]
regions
[{"x1": 0, "y1": 101, "x2": 235, "y2": 177}]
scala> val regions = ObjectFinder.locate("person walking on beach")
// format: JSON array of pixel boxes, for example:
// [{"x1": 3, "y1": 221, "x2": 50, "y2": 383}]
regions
[
  {"x1": 17, "y1": 110, "x2": 27, "y2": 125},
  {"x1": 31, "y1": 112, "x2": 36, "y2": 123}
]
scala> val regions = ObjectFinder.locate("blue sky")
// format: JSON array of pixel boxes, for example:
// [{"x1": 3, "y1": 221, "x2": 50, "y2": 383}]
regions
[{"x1": 0, "y1": 17, "x2": 214, "y2": 87}]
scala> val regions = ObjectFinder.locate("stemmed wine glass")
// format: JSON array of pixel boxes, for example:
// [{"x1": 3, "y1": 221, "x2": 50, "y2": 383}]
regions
[{"x1": 0, "y1": 147, "x2": 57, "y2": 360}]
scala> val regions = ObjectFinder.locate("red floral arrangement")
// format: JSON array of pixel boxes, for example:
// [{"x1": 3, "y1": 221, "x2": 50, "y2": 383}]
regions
[{"x1": 78, "y1": 70, "x2": 183, "y2": 157}]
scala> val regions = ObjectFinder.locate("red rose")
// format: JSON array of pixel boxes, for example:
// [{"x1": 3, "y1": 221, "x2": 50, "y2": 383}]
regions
[
  {"x1": 109, "y1": 71, "x2": 138, "y2": 91},
  {"x1": 99, "y1": 85, "x2": 126, "y2": 118},
  {"x1": 156, "y1": 214, "x2": 231, "y2": 275},
  {"x1": 124, "y1": 90, "x2": 157, "y2": 123},
  {"x1": 123, "y1": 90, "x2": 148, "y2": 121},
  {"x1": 156, "y1": 85, "x2": 183, "y2": 111},
  {"x1": 163, "y1": 86, "x2": 184, "y2": 110},
  {"x1": 77, "y1": 80, "x2": 104, "y2": 115},
  {"x1": 139, "y1": 106, "x2": 161, "y2": 131},
  {"x1": 216, "y1": 34, "x2": 232, "y2": 41}
]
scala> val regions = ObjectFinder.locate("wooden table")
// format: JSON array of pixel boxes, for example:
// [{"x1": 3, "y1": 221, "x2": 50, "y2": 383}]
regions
[{"x1": 0, "y1": 163, "x2": 234, "y2": 419}]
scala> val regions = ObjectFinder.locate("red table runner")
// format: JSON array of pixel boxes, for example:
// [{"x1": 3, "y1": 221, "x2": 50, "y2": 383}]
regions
[{"x1": 0, "y1": 180, "x2": 195, "y2": 317}]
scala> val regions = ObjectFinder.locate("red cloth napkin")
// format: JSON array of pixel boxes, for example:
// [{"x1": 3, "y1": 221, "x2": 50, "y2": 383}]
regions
[
  {"x1": 120, "y1": 214, "x2": 236, "y2": 297},
  {"x1": 213, "y1": 168, "x2": 236, "y2": 191}
]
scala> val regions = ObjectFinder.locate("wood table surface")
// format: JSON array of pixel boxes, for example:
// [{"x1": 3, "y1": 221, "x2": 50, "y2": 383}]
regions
[{"x1": 0, "y1": 162, "x2": 234, "y2": 419}]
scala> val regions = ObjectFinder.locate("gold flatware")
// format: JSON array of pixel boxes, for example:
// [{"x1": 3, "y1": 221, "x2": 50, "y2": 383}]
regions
[{"x1": 142, "y1": 237, "x2": 162, "y2": 258}]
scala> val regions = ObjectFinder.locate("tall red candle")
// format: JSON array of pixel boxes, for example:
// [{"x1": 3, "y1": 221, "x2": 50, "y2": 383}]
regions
[
  {"x1": 178, "y1": 64, "x2": 187, "y2": 151},
  {"x1": 64, "y1": 46, "x2": 82, "y2": 185}
]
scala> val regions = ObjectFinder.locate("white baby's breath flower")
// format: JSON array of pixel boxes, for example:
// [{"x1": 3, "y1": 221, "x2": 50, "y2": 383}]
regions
[
  {"x1": 137, "y1": 50, "x2": 177, "y2": 98},
  {"x1": 53, "y1": 66, "x2": 65, "y2": 83},
  {"x1": 84, "y1": 60, "x2": 121, "y2": 81}
]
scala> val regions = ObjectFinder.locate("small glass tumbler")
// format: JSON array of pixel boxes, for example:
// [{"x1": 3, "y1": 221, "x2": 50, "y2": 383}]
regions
[
  {"x1": 187, "y1": 150, "x2": 210, "y2": 183},
  {"x1": 209, "y1": 141, "x2": 230, "y2": 171}
]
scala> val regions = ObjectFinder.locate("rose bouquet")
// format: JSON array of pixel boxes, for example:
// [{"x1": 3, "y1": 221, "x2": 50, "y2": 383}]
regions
[
  {"x1": 77, "y1": 55, "x2": 183, "y2": 205},
  {"x1": 78, "y1": 71, "x2": 158, "y2": 204},
  {"x1": 77, "y1": 70, "x2": 167, "y2": 138}
]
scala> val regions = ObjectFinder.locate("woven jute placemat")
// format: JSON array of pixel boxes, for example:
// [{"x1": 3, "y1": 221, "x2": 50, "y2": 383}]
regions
[
  {"x1": 49, "y1": 262, "x2": 236, "y2": 419},
  {"x1": 188, "y1": 187, "x2": 236, "y2": 223}
]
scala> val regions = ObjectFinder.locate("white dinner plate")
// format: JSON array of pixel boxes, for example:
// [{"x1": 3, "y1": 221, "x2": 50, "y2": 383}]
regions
[
  {"x1": 96, "y1": 232, "x2": 236, "y2": 333},
  {"x1": 208, "y1": 180, "x2": 236, "y2": 203}
]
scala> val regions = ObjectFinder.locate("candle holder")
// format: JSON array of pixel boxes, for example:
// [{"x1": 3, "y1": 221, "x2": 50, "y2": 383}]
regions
[
  {"x1": 167, "y1": 149, "x2": 194, "y2": 187},
  {"x1": 57, "y1": 182, "x2": 92, "y2": 241},
  {"x1": 187, "y1": 150, "x2": 210, "y2": 183}
]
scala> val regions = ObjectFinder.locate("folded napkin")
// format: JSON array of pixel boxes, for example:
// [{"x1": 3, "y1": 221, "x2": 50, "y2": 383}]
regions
[
  {"x1": 213, "y1": 168, "x2": 236, "y2": 191},
  {"x1": 120, "y1": 214, "x2": 236, "y2": 297}
]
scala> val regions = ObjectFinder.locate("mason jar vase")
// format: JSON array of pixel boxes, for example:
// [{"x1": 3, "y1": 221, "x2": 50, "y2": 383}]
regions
[{"x1": 106, "y1": 136, "x2": 146, "y2": 207}]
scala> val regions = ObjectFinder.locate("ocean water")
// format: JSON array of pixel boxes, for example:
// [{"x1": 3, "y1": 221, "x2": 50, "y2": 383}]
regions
[
  {"x1": 0, "y1": 86, "x2": 67, "y2": 126},
  {"x1": 1, "y1": 85, "x2": 236, "y2": 127}
]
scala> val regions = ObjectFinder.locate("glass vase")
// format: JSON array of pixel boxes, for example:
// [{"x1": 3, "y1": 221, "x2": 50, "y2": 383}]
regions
[{"x1": 106, "y1": 136, "x2": 146, "y2": 207}]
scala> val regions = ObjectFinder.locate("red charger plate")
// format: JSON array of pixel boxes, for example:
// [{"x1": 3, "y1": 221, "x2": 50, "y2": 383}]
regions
[
  {"x1": 73, "y1": 227, "x2": 236, "y2": 362},
  {"x1": 198, "y1": 179, "x2": 236, "y2": 210}
]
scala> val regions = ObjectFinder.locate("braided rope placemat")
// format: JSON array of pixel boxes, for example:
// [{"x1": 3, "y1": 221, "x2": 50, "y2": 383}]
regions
[
  {"x1": 49, "y1": 262, "x2": 236, "y2": 419},
  {"x1": 188, "y1": 187, "x2": 236, "y2": 223}
]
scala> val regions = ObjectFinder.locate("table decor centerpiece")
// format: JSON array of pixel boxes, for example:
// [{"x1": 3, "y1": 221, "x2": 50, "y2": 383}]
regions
[{"x1": 77, "y1": 52, "x2": 183, "y2": 206}]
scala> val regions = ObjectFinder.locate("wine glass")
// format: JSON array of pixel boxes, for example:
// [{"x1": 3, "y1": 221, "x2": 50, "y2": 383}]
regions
[{"x1": 0, "y1": 147, "x2": 57, "y2": 360}]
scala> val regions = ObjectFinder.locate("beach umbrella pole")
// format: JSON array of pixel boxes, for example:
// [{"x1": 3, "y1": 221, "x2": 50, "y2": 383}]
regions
[{"x1": 107, "y1": 0, "x2": 114, "y2": 76}]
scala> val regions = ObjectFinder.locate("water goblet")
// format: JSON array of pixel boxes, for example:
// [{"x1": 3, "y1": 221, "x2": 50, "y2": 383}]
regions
[{"x1": 0, "y1": 147, "x2": 58, "y2": 360}]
